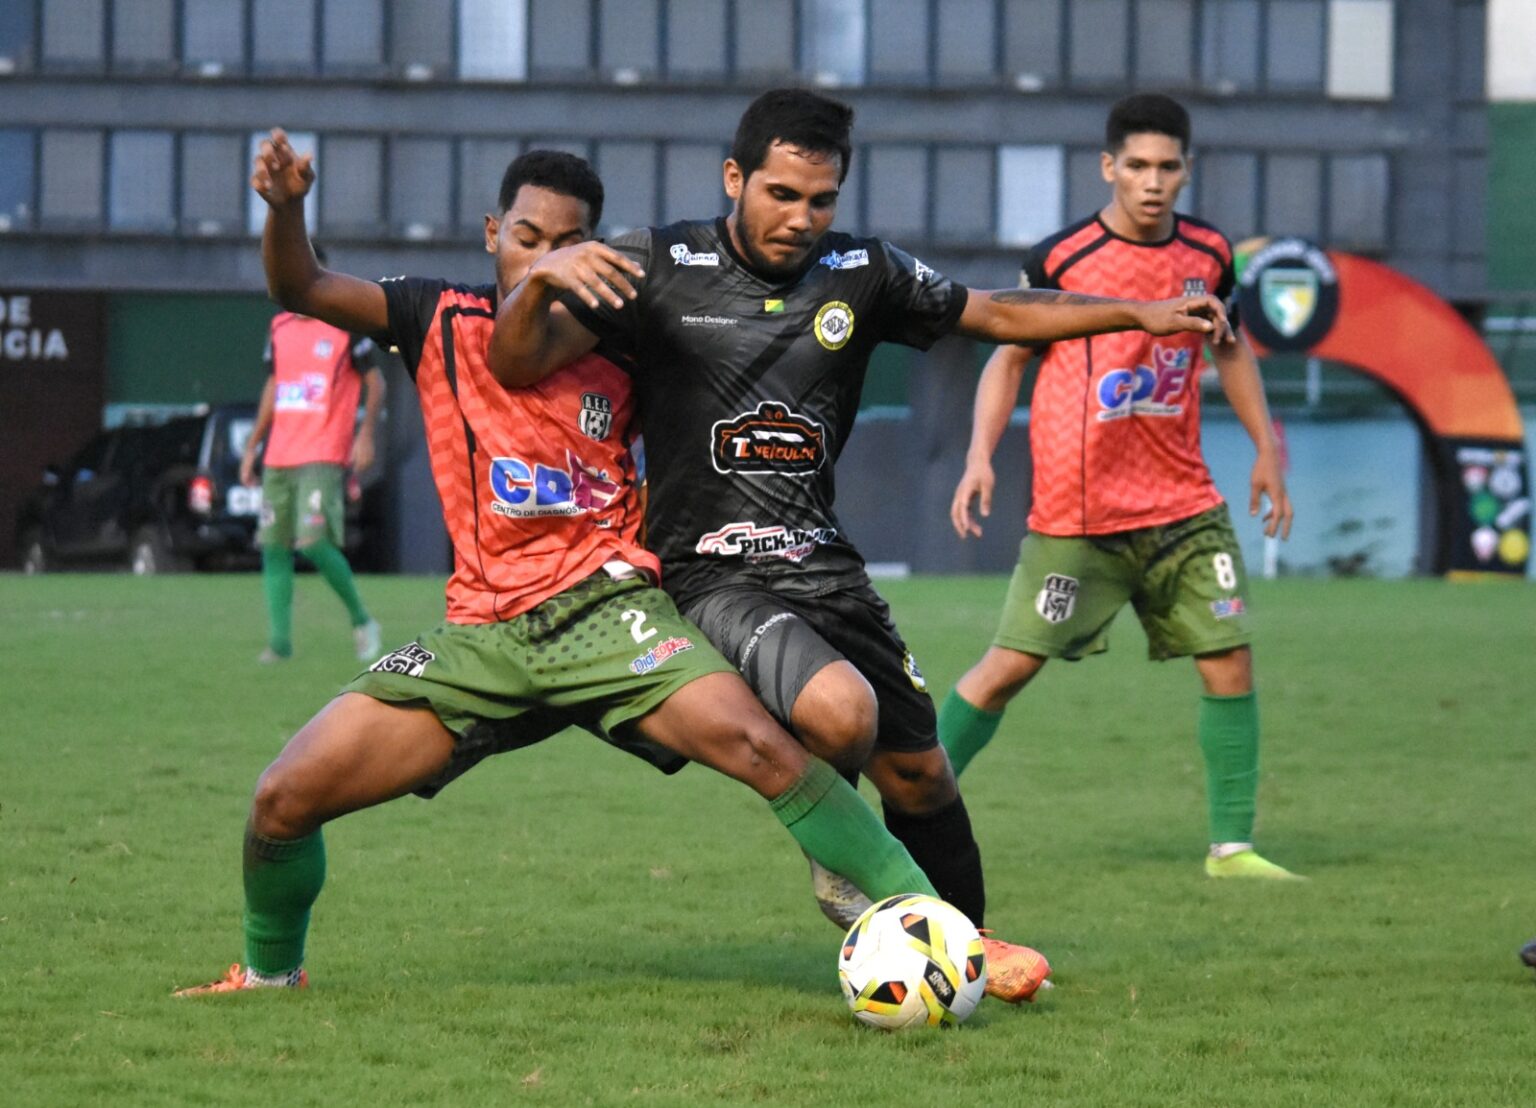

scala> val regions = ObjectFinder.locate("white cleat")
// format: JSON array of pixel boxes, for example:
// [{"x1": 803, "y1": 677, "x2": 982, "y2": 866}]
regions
[
  {"x1": 354, "y1": 619, "x2": 382, "y2": 662},
  {"x1": 806, "y1": 853, "x2": 873, "y2": 930}
]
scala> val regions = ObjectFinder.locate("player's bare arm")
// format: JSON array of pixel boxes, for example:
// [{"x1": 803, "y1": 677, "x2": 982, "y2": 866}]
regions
[
  {"x1": 253, "y1": 127, "x2": 388, "y2": 335},
  {"x1": 240, "y1": 376, "x2": 277, "y2": 488},
  {"x1": 951, "y1": 343, "x2": 1036, "y2": 540},
  {"x1": 351, "y1": 367, "x2": 386, "y2": 474},
  {"x1": 955, "y1": 287, "x2": 1234, "y2": 345},
  {"x1": 486, "y1": 241, "x2": 640, "y2": 387},
  {"x1": 1210, "y1": 334, "x2": 1293, "y2": 540}
]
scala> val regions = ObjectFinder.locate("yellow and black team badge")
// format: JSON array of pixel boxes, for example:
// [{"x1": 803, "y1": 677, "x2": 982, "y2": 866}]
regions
[
  {"x1": 814, "y1": 300, "x2": 855, "y2": 351},
  {"x1": 902, "y1": 650, "x2": 927, "y2": 693}
]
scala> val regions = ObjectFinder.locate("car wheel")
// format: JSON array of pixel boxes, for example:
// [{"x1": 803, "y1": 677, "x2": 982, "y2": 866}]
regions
[
  {"x1": 19, "y1": 529, "x2": 48, "y2": 574},
  {"x1": 130, "y1": 526, "x2": 189, "y2": 575}
]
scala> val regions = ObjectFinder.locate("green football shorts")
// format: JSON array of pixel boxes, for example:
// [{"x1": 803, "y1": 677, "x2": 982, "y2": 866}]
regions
[
  {"x1": 342, "y1": 571, "x2": 737, "y2": 797},
  {"x1": 258, "y1": 463, "x2": 346, "y2": 548},
  {"x1": 993, "y1": 504, "x2": 1253, "y2": 662}
]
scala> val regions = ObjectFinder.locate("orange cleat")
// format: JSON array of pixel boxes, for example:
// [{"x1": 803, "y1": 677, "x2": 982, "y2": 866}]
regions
[
  {"x1": 979, "y1": 935, "x2": 1052, "y2": 1003},
  {"x1": 173, "y1": 963, "x2": 308, "y2": 996}
]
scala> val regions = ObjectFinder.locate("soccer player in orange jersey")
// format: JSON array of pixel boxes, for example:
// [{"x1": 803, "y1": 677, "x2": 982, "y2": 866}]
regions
[{"x1": 945, "y1": 93, "x2": 1300, "y2": 880}]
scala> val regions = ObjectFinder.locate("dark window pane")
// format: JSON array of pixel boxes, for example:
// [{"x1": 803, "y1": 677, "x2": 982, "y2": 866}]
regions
[
  {"x1": 662, "y1": 143, "x2": 726, "y2": 223},
  {"x1": 319, "y1": 135, "x2": 384, "y2": 234},
  {"x1": 1200, "y1": 0, "x2": 1259, "y2": 92},
  {"x1": 0, "y1": 130, "x2": 36, "y2": 230},
  {"x1": 42, "y1": 0, "x2": 105, "y2": 70},
  {"x1": 180, "y1": 132, "x2": 243, "y2": 235},
  {"x1": 253, "y1": 0, "x2": 317, "y2": 74},
  {"x1": 460, "y1": 0, "x2": 527, "y2": 79},
  {"x1": 390, "y1": 137, "x2": 453, "y2": 238},
  {"x1": 113, "y1": 0, "x2": 175, "y2": 72},
  {"x1": 1455, "y1": 3, "x2": 1484, "y2": 100},
  {"x1": 1263, "y1": 153, "x2": 1321, "y2": 239},
  {"x1": 1003, "y1": 0, "x2": 1061, "y2": 88},
  {"x1": 1452, "y1": 154, "x2": 1484, "y2": 258},
  {"x1": 1329, "y1": 154, "x2": 1389, "y2": 250},
  {"x1": 529, "y1": 0, "x2": 592, "y2": 78},
  {"x1": 389, "y1": 0, "x2": 452, "y2": 79},
  {"x1": 596, "y1": 140, "x2": 657, "y2": 233},
  {"x1": 936, "y1": 0, "x2": 995, "y2": 83},
  {"x1": 0, "y1": 3, "x2": 35, "y2": 75},
  {"x1": 40, "y1": 130, "x2": 104, "y2": 227},
  {"x1": 1066, "y1": 147, "x2": 1103, "y2": 222},
  {"x1": 109, "y1": 131, "x2": 175, "y2": 232},
  {"x1": 184, "y1": 0, "x2": 247, "y2": 76},
  {"x1": 997, "y1": 145, "x2": 1064, "y2": 244},
  {"x1": 1135, "y1": 0, "x2": 1194, "y2": 86},
  {"x1": 600, "y1": 0, "x2": 659, "y2": 80},
  {"x1": 734, "y1": 0, "x2": 796, "y2": 81},
  {"x1": 869, "y1": 0, "x2": 929, "y2": 84},
  {"x1": 1265, "y1": 0, "x2": 1324, "y2": 90},
  {"x1": 866, "y1": 145, "x2": 928, "y2": 238},
  {"x1": 1197, "y1": 151, "x2": 1257, "y2": 240},
  {"x1": 322, "y1": 0, "x2": 385, "y2": 73},
  {"x1": 805, "y1": 0, "x2": 866, "y2": 86},
  {"x1": 458, "y1": 138, "x2": 521, "y2": 234},
  {"x1": 836, "y1": 145, "x2": 865, "y2": 235},
  {"x1": 1068, "y1": 0, "x2": 1127, "y2": 85},
  {"x1": 666, "y1": 0, "x2": 728, "y2": 79},
  {"x1": 933, "y1": 147, "x2": 993, "y2": 242}
]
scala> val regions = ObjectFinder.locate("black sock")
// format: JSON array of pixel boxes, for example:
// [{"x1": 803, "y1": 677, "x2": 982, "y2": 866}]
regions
[{"x1": 883, "y1": 795, "x2": 986, "y2": 927}]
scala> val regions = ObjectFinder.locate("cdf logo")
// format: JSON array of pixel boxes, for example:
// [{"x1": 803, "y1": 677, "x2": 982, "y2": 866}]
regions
[
  {"x1": 1096, "y1": 343, "x2": 1193, "y2": 421},
  {"x1": 488, "y1": 450, "x2": 620, "y2": 518}
]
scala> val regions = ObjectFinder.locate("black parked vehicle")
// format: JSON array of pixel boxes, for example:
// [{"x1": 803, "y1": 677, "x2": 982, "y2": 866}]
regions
[{"x1": 16, "y1": 405, "x2": 262, "y2": 574}]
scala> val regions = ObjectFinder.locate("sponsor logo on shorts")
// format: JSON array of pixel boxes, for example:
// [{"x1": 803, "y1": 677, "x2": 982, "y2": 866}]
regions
[
  {"x1": 370, "y1": 642, "x2": 435, "y2": 677},
  {"x1": 696, "y1": 521, "x2": 836, "y2": 563},
  {"x1": 1210, "y1": 596, "x2": 1247, "y2": 620},
  {"x1": 740, "y1": 612, "x2": 797, "y2": 666},
  {"x1": 814, "y1": 301, "x2": 854, "y2": 350},
  {"x1": 1035, "y1": 573, "x2": 1079, "y2": 624},
  {"x1": 670, "y1": 243, "x2": 719, "y2": 266},
  {"x1": 681, "y1": 313, "x2": 737, "y2": 327},
  {"x1": 488, "y1": 449, "x2": 620, "y2": 518},
  {"x1": 579, "y1": 392, "x2": 613, "y2": 441},
  {"x1": 629, "y1": 636, "x2": 695, "y2": 675},
  {"x1": 1097, "y1": 343, "x2": 1192, "y2": 421},
  {"x1": 711, "y1": 402, "x2": 826, "y2": 476},
  {"x1": 903, "y1": 650, "x2": 927, "y2": 692},
  {"x1": 820, "y1": 247, "x2": 869, "y2": 271}
]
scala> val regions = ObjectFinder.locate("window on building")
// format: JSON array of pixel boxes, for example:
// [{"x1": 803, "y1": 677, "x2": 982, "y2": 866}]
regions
[
  {"x1": 460, "y1": 0, "x2": 527, "y2": 80},
  {"x1": 805, "y1": 0, "x2": 867, "y2": 86},
  {"x1": 109, "y1": 131, "x2": 176, "y2": 232},
  {"x1": 1453, "y1": 1, "x2": 1485, "y2": 101},
  {"x1": 1068, "y1": 0, "x2": 1128, "y2": 86},
  {"x1": 734, "y1": 0, "x2": 797, "y2": 82},
  {"x1": 935, "y1": 0, "x2": 996, "y2": 84},
  {"x1": 869, "y1": 0, "x2": 929, "y2": 85},
  {"x1": 1003, "y1": 0, "x2": 1061, "y2": 89},
  {"x1": 42, "y1": 0, "x2": 105, "y2": 71},
  {"x1": 997, "y1": 145, "x2": 1064, "y2": 245},
  {"x1": 933, "y1": 147, "x2": 993, "y2": 242},
  {"x1": 322, "y1": 0, "x2": 385, "y2": 74},
  {"x1": 1452, "y1": 154, "x2": 1485, "y2": 258},
  {"x1": 0, "y1": 131, "x2": 35, "y2": 230},
  {"x1": 388, "y1": 0, "x2": 452, "y2": 79},
  {"x1": 596, "y1": 141, "x2": 658, "y2": 233},
  {"x1": 184, "y1": 0, "x2": 247, "y2": 76},
  {"x1": 1195, "y1": 151, "x2": 1258, "y2": 240},
  {"x1": 112, "y1": 0, "x2": 176, "y2": 72},
  {"x1": 1200, "y1": 0, "x2": 1260, "y2": 93},
  {"x1": 1328, "y1": 153, "x2": 1389, "y2": 250},
  {"x1": 247, "y1": 130, "x2": 316, "y2": 234},
  {"x1": 1135, "y1": 0, "x2": 1195, "y2": 86},
  {"x1": 458, "y1": 138, "x2": 521, "y2": 234},
  {"x1": 0, "y1": 2, "x2": 35, "y2": 75},
  {"x1": 663, "y1": 143, "x2": 726, "y2": 223},
  {"x1": 253, "y1": 0, "x2": 317, "y2": 74},
  {"x1": 599, "y1": 0, "x2": 659, "y2": 81},
  {"x1": 180, "y1": 132, "x2": 244, "y2": 235},
  {"x1": 666, "y1": 0, "x2": 728, "y2": 80},
  {"x1": 1326, "y1": 0, "x2": 1393, "y2": 99},
  {"x1": 41, "y1": 130, "x2": 105, "y2": 228},
  {"x1": 1263, "y1": 153, "x2": 1322, "y2": 239},
  {"x1": 866, "y1": 146, "x2": 928, "y2": 238},
  {"x1": 1065, "y1": 148, "x2": 1105, "y2": 223},
  {"x1": 319, "y1": 135, "x2": 384, "y2": 235},
  {"x1": 1265, "y1": 0, "x2": 1325, "y2": 91},
  {"x1": 390, "y1": 137, "x2": 453, "y2": 238},
  {"x1": 836, "y1": 146, "x2": 865, "y2": 235},
  {"x1": 529, "y1": 0, "x2": 592, "y2": 78}
]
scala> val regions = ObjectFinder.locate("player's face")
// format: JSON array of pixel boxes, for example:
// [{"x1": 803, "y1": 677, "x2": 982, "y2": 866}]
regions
[
  {"x1": 484, "y1": 185, "x2": 593, "y2": 299},
  {"x1": 1101, "y1": 132, "x2": 1188, "y2": 239},
  {"x1": 724, "y1": 142, "x2": 841, "y2": 278}
]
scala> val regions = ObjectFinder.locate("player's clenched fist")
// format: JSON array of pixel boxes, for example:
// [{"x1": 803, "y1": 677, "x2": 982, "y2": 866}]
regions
[
  {"x1": 1134, "y1": 294, "x2": 1234, "y2": 341},
  {"x1": 252, "y1": 127, "x2": 315, "y2": 208},
  {"x1": 525, "y1": 242, "x2": 645, "y2": 311}
]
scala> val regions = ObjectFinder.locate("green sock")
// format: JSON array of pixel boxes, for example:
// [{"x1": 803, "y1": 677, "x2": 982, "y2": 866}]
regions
[
  {"x1": 1198, "y1": 691, "x2": 1260, "y2": 845},
  {"x1": 771, "y1": 759, "x2": 938, "y2": 901},
  {"x1": 261, "y1": 545, "x2": 294, "y2": 656},
  {"x1": 243, "y1": 826, "x2": 326, "y2": 976},
  {"x1": 301, "y1": 540, "x2": 369, "y2": 627},
  {"x1": 937, "y1": 689, "x2": 1004, "y2": 778}
]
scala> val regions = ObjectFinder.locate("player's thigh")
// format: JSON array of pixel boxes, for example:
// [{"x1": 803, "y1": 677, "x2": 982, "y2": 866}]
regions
[
  {"x1": 257, "y1": 466, "x2": 297, "y2": 547},
  {"x1": 292, "y1": 463, "x2": 346, "y2": 548},
  {"x1": 1133, "y1": 505, "x2": 1254, "y2": 661},
  {"x1": 992, "y1": 532, "x2": 1135, "y2": 660}
]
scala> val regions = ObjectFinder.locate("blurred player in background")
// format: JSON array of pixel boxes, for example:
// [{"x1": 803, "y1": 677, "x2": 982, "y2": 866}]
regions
[
  {"x1": 945, "y1": 93, "x2": 1300, "y2": 880},
  {"x1": 177, "y1": 133, "x2": 941, "y2": 995},
  {"x1": 487, "y1": 87, "x2": 1233, "y2": 1000},
  {"x1": 241, "y1": 242, "x2": 384, "y2": 664}
]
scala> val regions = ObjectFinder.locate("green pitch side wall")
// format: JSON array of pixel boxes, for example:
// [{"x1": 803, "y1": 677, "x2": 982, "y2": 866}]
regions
[
  {"x1": 1488, "y1": 104, "x2": 1536, "y2": 290},
  {"x1": 106, "y1": 293, "x2": 275, "y2": 405}
]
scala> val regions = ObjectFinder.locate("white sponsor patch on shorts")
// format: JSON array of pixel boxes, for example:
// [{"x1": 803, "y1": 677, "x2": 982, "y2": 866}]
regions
[
  {"x1": 370, "y1": 642, "x2": 435, "y2": 678},
  {"x1": 1035, "y1": 573, "x2": 1079, "y2": 624}
]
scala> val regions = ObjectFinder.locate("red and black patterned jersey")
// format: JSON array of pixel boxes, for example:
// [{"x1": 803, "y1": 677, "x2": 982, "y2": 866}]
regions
[
  {"x1": 1021, "y1": 213, "x2": 1237, "y2": 536},
  {"x1": 377, "y1": 277, "x2": 655, "y2": 624}
]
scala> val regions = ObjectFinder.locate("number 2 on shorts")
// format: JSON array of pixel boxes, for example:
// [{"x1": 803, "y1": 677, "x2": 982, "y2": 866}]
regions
[
  {"x1": 621, "y1": 609, "x2": 658, "y2": 643},
  {"x1": 1213, "y1": 552, "x2": 1237, "y2": 590}
]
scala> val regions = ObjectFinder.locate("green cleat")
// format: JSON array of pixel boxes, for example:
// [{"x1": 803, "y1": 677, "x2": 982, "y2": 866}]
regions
[{"x1": 1205, "y1": 850, "x2": 1305, "y2": 880}]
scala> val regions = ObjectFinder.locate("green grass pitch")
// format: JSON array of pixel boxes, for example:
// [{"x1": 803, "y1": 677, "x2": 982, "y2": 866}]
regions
[{"x1": 2, "y1": 573, "x2": 1531, "y2": 1106}]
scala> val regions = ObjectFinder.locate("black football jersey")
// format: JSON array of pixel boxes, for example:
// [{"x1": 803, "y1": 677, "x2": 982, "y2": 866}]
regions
[{"x1": 561, "y1": 218, "x2": 966, "y2": 600}]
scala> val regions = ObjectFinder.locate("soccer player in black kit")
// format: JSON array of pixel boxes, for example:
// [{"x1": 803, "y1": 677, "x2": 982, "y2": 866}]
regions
[{"x1": 489, "y1": 89, "x2": 1232, "y2": 1003}]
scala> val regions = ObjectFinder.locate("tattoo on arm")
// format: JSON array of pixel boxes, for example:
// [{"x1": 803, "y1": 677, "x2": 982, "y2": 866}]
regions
[{"x1": 989, "y1": 289, "x2": 1118, "y2": 307}]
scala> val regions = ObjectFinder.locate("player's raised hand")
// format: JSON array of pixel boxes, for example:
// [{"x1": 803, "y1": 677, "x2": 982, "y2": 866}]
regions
[
  {"x1": 1136, "y1": 295, "x2": 1234, "y2": 342},
  {"x1": 1250, "y1": 451, "x2": 1293, "y2": 539},
  {"x1": 950, "y1": 459, "x2": 996, "y2": 540},
  {"x1": 526, "y1": 242, "x2": 645, "y2": 311},
  {"x1": 252, "y1": 128, "x2": 315, "y2": 208}
]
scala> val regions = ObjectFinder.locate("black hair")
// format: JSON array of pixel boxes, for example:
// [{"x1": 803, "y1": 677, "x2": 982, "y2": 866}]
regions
[
  {"x1": 1105, "y1": 93, "x2": 1191, "y2": 154},
  {"x1": 731, "y1": 87, "x2": 855, "y2": 184},
  {"x1": 497, "y1": 149, "x2": 605, "y2": 227}
]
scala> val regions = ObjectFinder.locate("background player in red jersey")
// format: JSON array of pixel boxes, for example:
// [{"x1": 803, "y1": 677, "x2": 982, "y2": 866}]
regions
[
  {"x1": 945, "y1": 93, "x2": 1300, "y2": 880},
  {"x1": 177, "y1": 131, "x2": 944, "y2": 995},
  {"x1": 241, "y1": 242, "x2": 384, "y2": 665}
]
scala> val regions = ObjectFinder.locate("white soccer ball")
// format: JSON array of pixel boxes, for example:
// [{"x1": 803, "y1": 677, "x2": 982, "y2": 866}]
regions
[{"x1": 837, "y1": 893, "x2": 987, "y2": 1029}]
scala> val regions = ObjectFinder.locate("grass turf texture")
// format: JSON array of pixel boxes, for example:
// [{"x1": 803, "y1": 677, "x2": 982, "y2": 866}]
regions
[{"x1": 1, "y1": 573, "x2": 1531, "y2": 1106}]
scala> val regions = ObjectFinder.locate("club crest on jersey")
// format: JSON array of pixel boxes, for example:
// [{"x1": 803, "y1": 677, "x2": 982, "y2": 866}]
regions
[
  {"x1": 1035, "y1": 574, "x2": 1079, "y2": 624},
  {"x1": 370, "y1": 642, "x2": 435, "y2": 678},
  {"x1": 670, "y1": 242, "x2": 719, "y2": 267},
  {"x1": 711, "y1": 401, "x2": 826, "y2": 476},
  {"x1": 488, "y1": 449, "x2": 620, "y2": 518},
  {"x1": 820, "y1": 247, "x2": 869, "y2": 270},
  {"x1": 913, "y1": 258, "x2": 936, "y2": 283},
  {"x1": 579, "y1": 392, "x2": 613, "y2": 441},
  {"x1": 313, "y1": 339, "x2": 334, "y2": 358},
  {"x1": 1097, "y1": 343, "x2": 1193, "y2": 421},
  {"x1": 696, "y1": 521, "x2": 837, "y2": 563},
  {"x1": 1183, "y1": 277, "x2": 1207, "y2": 297},
  {"x1": 814, "y1": 301, "x2": 855, "y2": 350}
]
